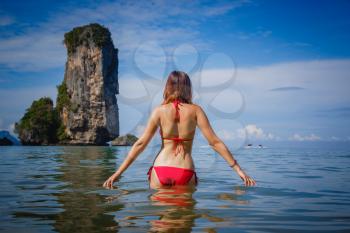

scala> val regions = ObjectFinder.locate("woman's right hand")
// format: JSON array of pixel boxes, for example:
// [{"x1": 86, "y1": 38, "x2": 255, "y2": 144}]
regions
[
  {"x1": 102, "y1": 172, "x2": 120, "y2": 189},
  {"x1": 234, "y1": 167, "x2": 256, "y2": 186}
]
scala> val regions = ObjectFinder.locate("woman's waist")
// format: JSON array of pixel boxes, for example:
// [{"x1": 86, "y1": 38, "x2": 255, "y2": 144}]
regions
[
  {"x1": 161, "y1": 142, "x2": 193, "y2": 153},
  {"x1": 150, "y1": 165, "x2": 196, "y2": 172},
  {"x1": 153, "y1": 150, "x2": 195, "y2": 169}
]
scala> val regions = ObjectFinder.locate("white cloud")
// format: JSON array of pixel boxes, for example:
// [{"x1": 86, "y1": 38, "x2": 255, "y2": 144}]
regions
[
  {"x1": 195, "y1": 59, "x2": 350, "y2": 135},
  {"x1": 239, "y1": 124, "x2": 278, "y2": 141},
  {"x1": 217, "y1": 129, "x2": 239, "y2": 140},
  {"x1": 0, "y1": 1, "x2": 248, "y2": 71},
  {"x1": 237, "y1": 60, "x2": 349, "y2": 106},
  {"x1": 201, "y1": 1, "x2": 249, "y2": 16},
  {"x1": 217, "y1": 124, "x2": 278, "y2": 141},
  {"x1": 289, "y1": 133, "x2": 321, "y2": 141},
  {"x1": 198, "y1": 59, "x2": 350, "y2": 103}
]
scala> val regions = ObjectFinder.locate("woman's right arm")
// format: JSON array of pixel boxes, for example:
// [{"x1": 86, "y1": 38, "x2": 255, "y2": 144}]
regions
[{"x1": 195, "y1": 105, "x2": 256, "y2": 186}]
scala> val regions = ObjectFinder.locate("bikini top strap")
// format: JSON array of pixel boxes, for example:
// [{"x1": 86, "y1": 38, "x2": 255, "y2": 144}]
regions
[{"x1": 173, "y1": 98, "x2": 182, "y2": 122}]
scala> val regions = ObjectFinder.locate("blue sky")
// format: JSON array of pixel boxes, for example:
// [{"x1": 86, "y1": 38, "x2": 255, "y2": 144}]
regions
[{"x1": 0, "y1": 0, "x2": 349, "y2": 147}]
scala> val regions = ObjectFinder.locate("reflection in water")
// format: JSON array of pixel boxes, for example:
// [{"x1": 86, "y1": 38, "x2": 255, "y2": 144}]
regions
[
  {"x1": 150, "y1": 186, "x2": 196, "y2": 207},
  {"x1": 149, "y1": 186, "x2": 197, "y2": 232},
  {"x1": 217, "y1": 186, "x2": 250, "y2": 206},
  {"x1": 52, "y1": 147, "x2": 122, "y2": 233},
  {"x1": 1, "y1": 146, "x2": 350, "y2": 232},
  {"x1": 146, "y1": 186, "x2": 231, "y2": 232}
]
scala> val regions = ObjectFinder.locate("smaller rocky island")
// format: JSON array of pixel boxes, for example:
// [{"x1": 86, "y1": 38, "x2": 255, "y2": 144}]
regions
[{"x1": 111, "y1": 134, "x2": 138, "y2": 146}]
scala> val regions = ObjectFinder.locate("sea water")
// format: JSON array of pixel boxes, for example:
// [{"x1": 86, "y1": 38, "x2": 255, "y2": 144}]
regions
[{"x1": 0, "y1": 145, "x2": 349, "y2": 232}]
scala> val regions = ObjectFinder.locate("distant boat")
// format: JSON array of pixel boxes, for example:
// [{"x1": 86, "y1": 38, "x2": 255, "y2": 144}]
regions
[{"x1": 244, "y1": 143, "x2": 266, "y2": 149}]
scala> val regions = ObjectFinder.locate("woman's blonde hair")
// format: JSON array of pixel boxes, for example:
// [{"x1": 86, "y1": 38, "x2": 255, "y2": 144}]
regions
[{"x1": 162, "y1": 70, "x2": 192, "y2": 104}]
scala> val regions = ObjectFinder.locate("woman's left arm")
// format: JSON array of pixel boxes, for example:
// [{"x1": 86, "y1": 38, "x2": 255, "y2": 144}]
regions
[{"x1": 103, "y1": 107, "x2": 160, "y2": 188}]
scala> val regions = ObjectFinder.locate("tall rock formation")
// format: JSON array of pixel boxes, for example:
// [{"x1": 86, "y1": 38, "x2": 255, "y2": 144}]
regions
[{"x1": 59, "y1": 23, "x2": 119, "y2": 145}]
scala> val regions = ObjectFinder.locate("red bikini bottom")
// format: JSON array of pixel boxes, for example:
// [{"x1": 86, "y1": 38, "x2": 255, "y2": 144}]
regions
[{"x1": 147, "y1": 166, "x2": 198, "y2": 186}]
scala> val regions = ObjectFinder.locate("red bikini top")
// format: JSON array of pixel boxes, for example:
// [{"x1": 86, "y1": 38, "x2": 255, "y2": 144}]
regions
[{"x1": 160, "y1": 98, "x2": 193, "y2": 156}]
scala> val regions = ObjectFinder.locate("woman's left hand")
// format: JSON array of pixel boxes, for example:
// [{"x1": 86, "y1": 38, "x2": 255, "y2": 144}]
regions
[
  {"x1": 236, "y1": 169, "x2": 256, "y2": 186},
  {"x1": 102, "y1": 173, "x2": 120, "y2": 189}
]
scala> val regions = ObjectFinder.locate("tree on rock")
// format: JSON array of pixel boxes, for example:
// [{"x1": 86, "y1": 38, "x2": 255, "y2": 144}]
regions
[{"x1": 14, "y1": 97, "x2": 61, "y2": 145}]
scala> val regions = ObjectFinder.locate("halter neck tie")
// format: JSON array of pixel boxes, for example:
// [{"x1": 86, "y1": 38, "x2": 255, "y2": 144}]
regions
[{"x1": 172, "y1": 99, "x2": 182, "y2": 121}]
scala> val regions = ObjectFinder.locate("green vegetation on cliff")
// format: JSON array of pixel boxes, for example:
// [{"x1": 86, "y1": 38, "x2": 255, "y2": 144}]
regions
[
  {"x1": 14, "y1": 92, "x2": 71, "y2": 145},
  {"x1": 57, "y1": 123, "x2": 70, "y2": 141},
  {"x1": 14, "y1": 97, "x2": 61, "y2": 145},
  {"x1": 56, "y1": 82, "x2": 71, "y2": 113},
  {"x1": 63, "y1": 23, "x2": 112, "y2": 55},
  {"x1": 55, "y1": 82, "x2": 71, "y2": 141}
]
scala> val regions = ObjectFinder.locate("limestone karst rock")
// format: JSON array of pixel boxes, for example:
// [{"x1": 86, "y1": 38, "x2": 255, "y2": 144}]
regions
[{"x1": 59, "y1": 23, "x2": 119, "y2": 145}]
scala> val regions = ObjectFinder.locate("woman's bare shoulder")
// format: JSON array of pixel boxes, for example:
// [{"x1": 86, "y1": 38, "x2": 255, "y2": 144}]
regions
[
  {"x1": 157, "y1": 103, "x2": 169, "y2": 112},
  {"x1": 189, "y1": 103, "x2": 203, "y2": 112},
  {"x1": 150, "y1": 105, "x2": 168, "y2": 119}
]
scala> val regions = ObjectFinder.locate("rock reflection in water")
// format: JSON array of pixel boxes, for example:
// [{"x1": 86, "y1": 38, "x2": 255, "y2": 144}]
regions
[{"x1": 53, "y1": 146, "x2": 121, "y2": 233}]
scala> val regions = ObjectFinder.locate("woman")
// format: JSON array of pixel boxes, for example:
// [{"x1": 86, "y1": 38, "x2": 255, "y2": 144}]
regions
[{"x1": 103, "y1": 70, "x2": 256, "y2": 189}]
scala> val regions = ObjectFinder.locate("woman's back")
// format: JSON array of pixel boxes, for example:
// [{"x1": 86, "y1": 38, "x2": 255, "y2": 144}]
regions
[
  {"x1": 159, "y1": 101, "x2": 197, "y2": 139},
  {"x1": 154, "y1": 100, "x2": 198, "y2": 169}
]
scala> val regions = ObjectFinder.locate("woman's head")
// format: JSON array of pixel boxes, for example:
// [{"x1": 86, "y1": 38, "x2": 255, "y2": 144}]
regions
[{"x1": 162, "y1": 70, "x2": 192, "y2": 104}]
